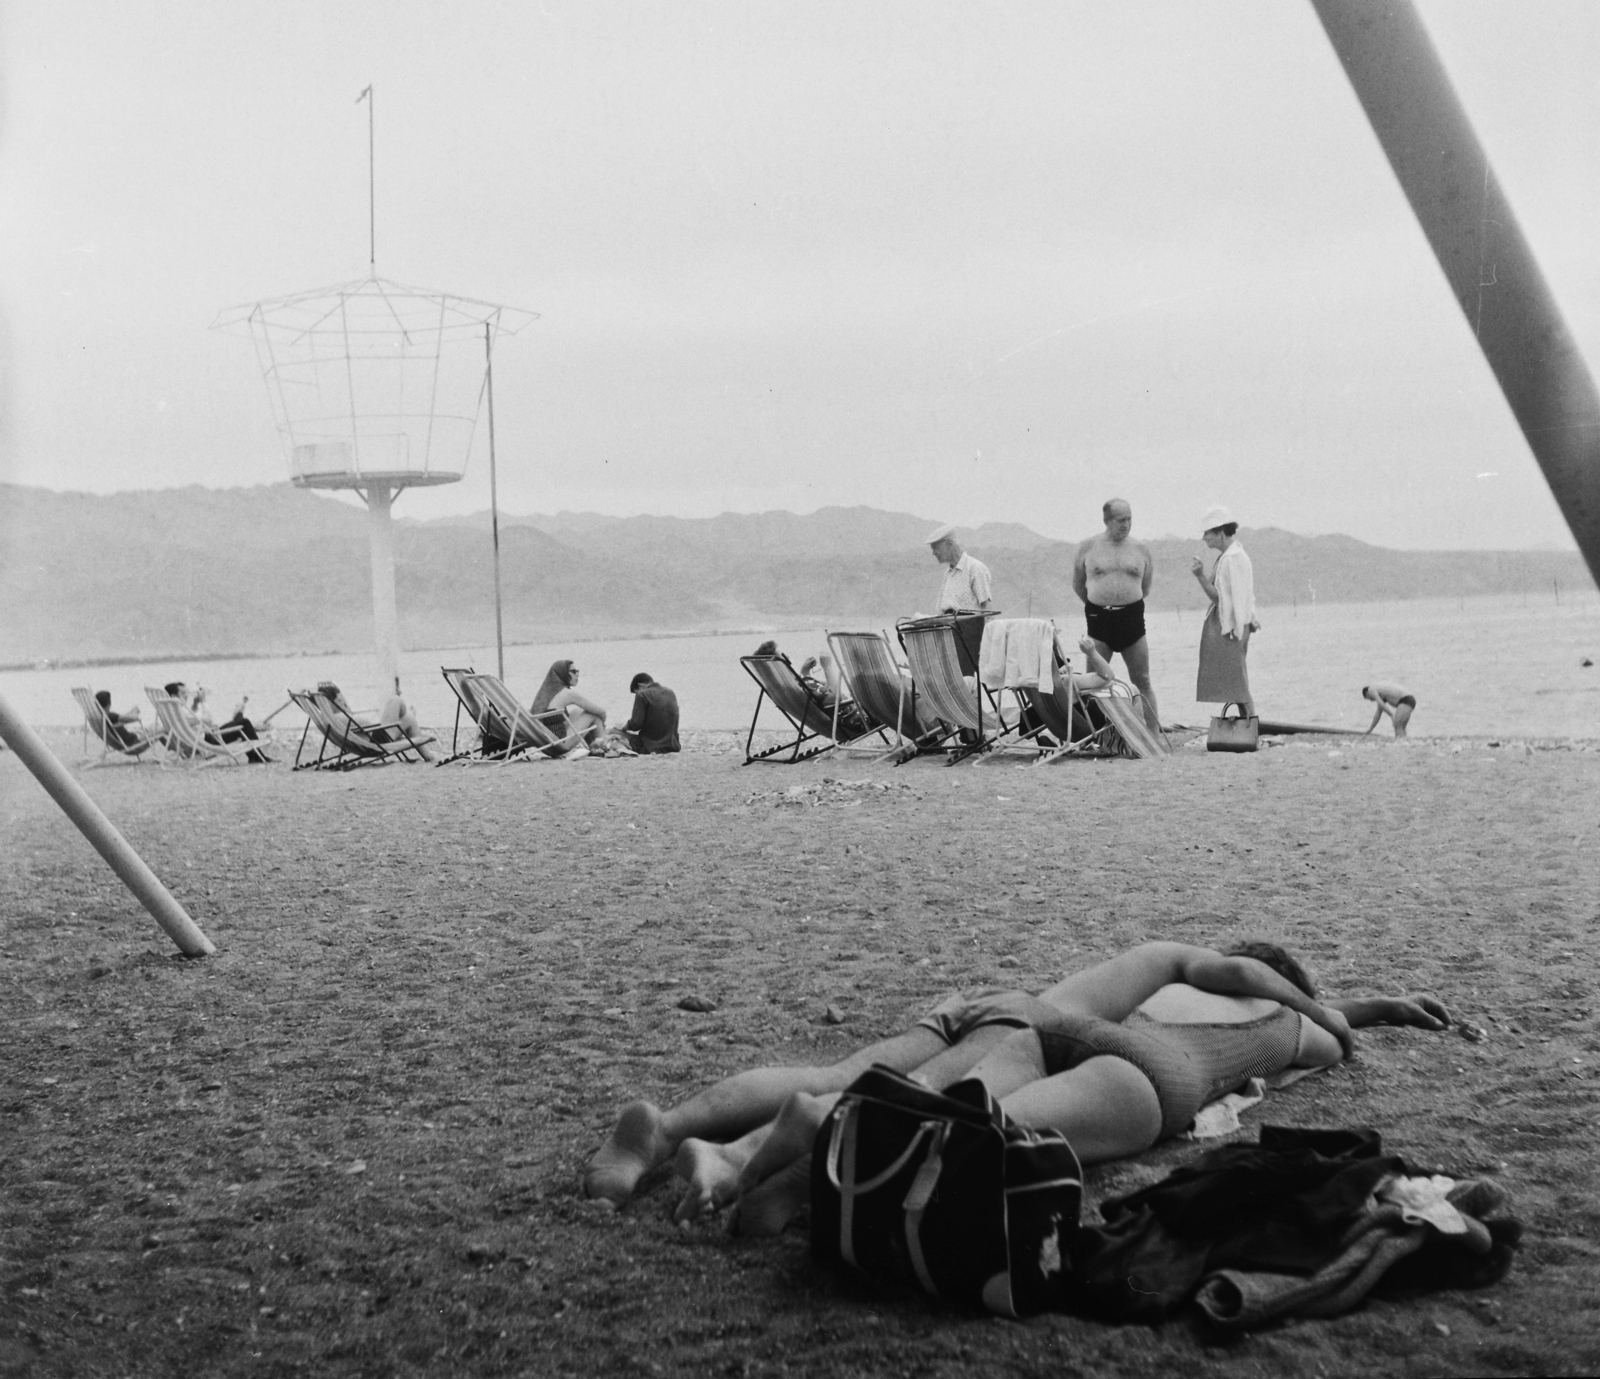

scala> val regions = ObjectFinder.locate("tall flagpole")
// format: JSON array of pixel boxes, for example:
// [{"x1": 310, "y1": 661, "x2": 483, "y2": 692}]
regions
[
  {"x1": 357, "y1": 84, "x2": 375, "y2": 270},
  {"x1": 485, "y1": 323, "x2": 506, "y2": 680}
]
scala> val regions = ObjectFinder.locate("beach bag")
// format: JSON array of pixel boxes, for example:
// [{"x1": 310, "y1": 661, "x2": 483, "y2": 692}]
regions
[
  {"x1": 1207, "y1": 703, "x2": 1260, "y2": 753},
  {"x1": 810, "y1": 1066, "x2": 1083, "y2": 1317}
]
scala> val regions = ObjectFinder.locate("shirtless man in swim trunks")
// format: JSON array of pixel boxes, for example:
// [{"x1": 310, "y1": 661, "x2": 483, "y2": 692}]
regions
[
  {"x1": 582, "y1": 941, "x2": 1449, "y2": 1233},
  {"x1": 1073, "y1": 498, "x2": 1161, "y2": 734},
  {"x1": 1362, "y1": 683, "x2": 1416, "y2": 739}
]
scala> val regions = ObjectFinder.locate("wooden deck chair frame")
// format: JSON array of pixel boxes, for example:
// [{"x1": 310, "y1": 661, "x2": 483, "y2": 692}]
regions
[
  {"x1": 72, "y1": 687, "x2": 161, "y2": 768},
  {"x1": 895, "y1": 618, "x2": 1022, "y2": 765},
  {"x1": 440, "y1": 666, "x2": 501, "y2": 765},
  {"x1": 145, "y1": 688, "x2": 257, "y2": 766},
  {"x1": 825, "y1": 631, "x2": 952, "y2": 763},
  {"x1": 1035, "y1": 678, "x2": 1169, "y2": 763},
  {"x1": 462, "y1": 673, "x2": 589, "y2": 761},
  {"x1": 289, "y1": 689, "x2": 436, "y2": 770},
  {"x1": 739, "y1": 653, "x2": 839, "y2": 764},
  {"x1": 288, "y1": 689, "x2": 353, "y2": 770}
]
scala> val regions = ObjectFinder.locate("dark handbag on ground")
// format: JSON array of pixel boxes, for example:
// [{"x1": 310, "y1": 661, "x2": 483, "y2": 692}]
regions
[
  {"x1": 810, "y1": 1066, "x2": 1083, "y2": 1317},
  {"x1": 1207, "y1": 703, "x2": 1260, "y2": 753}
]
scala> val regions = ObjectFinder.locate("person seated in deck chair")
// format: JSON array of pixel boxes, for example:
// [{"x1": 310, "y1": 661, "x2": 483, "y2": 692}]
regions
[
  {"x1": 532, "y1": 660, "x2": 614, "y2": 757},
  {"x1": 166, "y1": 682, "x2": 272, "y2": 763},
  {"x1": 93, "y1": 690, "x2": 151, "y2": 750},
  {"x1": 316, "y1": 681, "x2": 436, "y2": 761},
  {"x1": 755, "y1": 641, "x2": 870, "y2": 740},
  {"x1": 582, "y1": 939, "x2": 1451, "y2": 1236},
  {"x1": 624, "y1": 673, "x2": 680, "y2": 755}
]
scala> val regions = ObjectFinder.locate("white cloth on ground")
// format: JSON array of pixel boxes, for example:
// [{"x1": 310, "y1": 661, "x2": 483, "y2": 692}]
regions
[
  {"x1": 978, "y1": 617, "x2": 1056, "y2": 692},
  {"x1": 1183, "y1": 1077, "x2": 1267, "y2": 1140}
]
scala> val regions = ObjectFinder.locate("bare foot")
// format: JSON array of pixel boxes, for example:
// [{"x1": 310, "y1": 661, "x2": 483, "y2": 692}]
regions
[
  {"x1": 735, "y1": 1092, "x2": 832, "y2": 1197},
  {"x1": 731, "y1": 1154, "x2": 813, "y2": 1237},
  {"x1": 582, "y1": 1100, "x2": 671, "y2": 1206},
  {"x1": 672, "y1": 1138, "x2": 746, "y2": 1223}
]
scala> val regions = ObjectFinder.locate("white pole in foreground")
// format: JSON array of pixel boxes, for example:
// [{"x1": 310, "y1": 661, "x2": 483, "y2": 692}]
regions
[{"x1": 0, "y1": 693, "x2": 215, "y2": 957}]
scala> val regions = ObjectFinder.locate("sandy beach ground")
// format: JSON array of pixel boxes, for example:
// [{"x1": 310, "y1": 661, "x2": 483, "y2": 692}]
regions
[{"x1": 3, "y1": 726, "x2": 1598, "y2": 1377}]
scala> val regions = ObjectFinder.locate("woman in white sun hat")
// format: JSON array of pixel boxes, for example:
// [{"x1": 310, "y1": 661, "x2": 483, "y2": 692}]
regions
[{"x1": 1190, "y1": 505, "x2": 1258, "y2": 715}]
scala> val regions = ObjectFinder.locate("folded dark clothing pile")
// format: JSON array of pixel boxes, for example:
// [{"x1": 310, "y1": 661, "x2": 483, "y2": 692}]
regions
[{"x1": 1060, "y1": 1126, "x2": 1521, "y2": 1327}]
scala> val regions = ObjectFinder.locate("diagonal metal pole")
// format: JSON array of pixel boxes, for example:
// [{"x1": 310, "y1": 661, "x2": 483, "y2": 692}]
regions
[
  {"x1": 0, "y1": 694, "x2": 215, "y2": 957},
  {"x1": 1312, "y1": 0, "x2": 1600, "y2": 583}
]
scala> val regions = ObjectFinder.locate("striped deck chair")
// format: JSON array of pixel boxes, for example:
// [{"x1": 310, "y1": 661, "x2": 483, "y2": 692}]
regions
[
  {"x1": 826, "y1": 631, "x2": 952, "y2": 762},
  {"x1": 466, "y1": 674, "x2": 589, "y2": 760},
  {"x1": 739, "y1": 653, "x2": 841, "y2": 764},
  {"x1": 1033, "y1": 674, "x2": 1170, "y2": 763},
  {"x1": 289, "y1": 689, "x2": 437, "y2": 770},
  {"x1": 146, "y1": 688, "x2": 258, "y2": 766},
  {"x1": 72, "y1": 688, "x2": 160, "y2": 767},
  {"x1": 440, "y1": 666, "x2": 498, "y2": 764},
  {"x1": 896, "y1": 617, "x2": 1022, "y2": 765}
]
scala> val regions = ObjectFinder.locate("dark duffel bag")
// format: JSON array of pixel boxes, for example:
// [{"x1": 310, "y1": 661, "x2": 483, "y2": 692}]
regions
[{"x1": 810, "y1": 1066, "x2": 1084, "y2": 1317}]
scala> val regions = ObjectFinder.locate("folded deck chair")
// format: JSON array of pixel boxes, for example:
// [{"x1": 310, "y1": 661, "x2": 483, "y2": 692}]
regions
[
  {"x1": 145, "y1": 688, "x2": 258, "y2": 766},
  {"x1": 462, "y1": 673, "x2": 588, "y2": 761},
  {"x1": 72, "y1": 687, "x2": 160, "y2": 767},
  {"x1": 826, "y1": 631, "x2": 952, "y2": 762},
  {"x1": 896, "y1": 617, "x2": 1022, "y2": 765},
  {"x1": 739, "y1": 653, "x2": 841, "y2": 764},
  {"x1": 288, "y1": 688, "x2": 436, "y2": 770}
]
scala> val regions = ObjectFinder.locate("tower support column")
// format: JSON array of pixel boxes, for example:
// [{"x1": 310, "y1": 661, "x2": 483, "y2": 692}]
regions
[{"x1": 365, "y1": 482, "x2": 401, "y2": 694}]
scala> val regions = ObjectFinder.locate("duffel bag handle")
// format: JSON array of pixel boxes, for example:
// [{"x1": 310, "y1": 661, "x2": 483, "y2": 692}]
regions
[
  {"x1": 826, "y1": 1101, "x2": 943, "y2": 1271},
  {"x1": 903, "y1": 1121, "x2": 952, "y2": 1298}
]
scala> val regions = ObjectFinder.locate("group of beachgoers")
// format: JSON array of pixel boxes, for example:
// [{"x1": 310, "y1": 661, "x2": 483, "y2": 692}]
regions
[
  {"x1": 583, "y1": 938, "x2": 1452, "y2": 1234},
  {"x1": 91, "y1": 682, "x2": 273, "y2": 763},
  {"x1": 521, "y1": 660, "x2": 681, "y2": 758},
  {"x1": 89, "y1": 662, "x2": 683, "y2": 765},
  {"x1": 940, "y1": 499, "x2": 1415, "y2": 738}
]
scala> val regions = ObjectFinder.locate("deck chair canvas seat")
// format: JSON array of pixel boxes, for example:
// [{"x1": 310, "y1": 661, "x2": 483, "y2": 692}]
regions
[
  {"x1": 440, "y1": 666, "x2": 506, "y2": 764},
  {"x1": 825, "y1": 631, "x2": 952, "y2": 762},
  {"x1": 739, "y1": 653, "x2": 846, "y2": 764},
  {"x1": 72, "y1": 687, "x2": 160, "y2": 767},
  {"x1": 896, "y1": 617, "x2": 1024, "y2": 765},
  {"x1": 146, "y1": 688, "x2": 258, "y2": 766},
  {"x1": 462, "y1": 673, "x2": 587, "y2": 761}
]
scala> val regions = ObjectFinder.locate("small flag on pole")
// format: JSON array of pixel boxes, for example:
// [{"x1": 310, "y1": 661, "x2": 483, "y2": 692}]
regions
[{"x1": 356, "y1": 85, "x2": 372, "y2": 103}]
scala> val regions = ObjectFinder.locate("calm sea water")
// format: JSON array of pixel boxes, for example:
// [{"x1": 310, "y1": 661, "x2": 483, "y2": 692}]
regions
[{"x1": 4, "y1": 591, "x2": 1596, "y2": 741}]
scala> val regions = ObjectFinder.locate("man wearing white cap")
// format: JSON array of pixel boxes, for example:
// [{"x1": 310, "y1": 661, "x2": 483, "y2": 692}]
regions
[
  {"x1": 927, "y1": 524, "x2": 993, "y2": 614},
  {"x1": 1190, "y1": 506, "x2": 1258, "y2": 716},
  {"x1": 1072, "y1": 498, "x2": 1161, "y2": 734}
]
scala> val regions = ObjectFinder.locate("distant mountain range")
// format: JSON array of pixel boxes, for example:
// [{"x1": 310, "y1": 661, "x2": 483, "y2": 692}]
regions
[{"x1": 0, "y1": 483, "x2": 1591, "y2": 664}]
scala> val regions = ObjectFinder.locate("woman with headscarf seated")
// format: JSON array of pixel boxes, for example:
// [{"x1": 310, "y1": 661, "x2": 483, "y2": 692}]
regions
[{"x1": 531, "y1": 659, "x2": 611, "y2": 758}]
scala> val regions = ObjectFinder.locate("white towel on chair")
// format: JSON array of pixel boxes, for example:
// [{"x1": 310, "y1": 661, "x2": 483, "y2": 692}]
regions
[{"x1": 979, "y1": 618, "x2": 1056, "y2": 691}]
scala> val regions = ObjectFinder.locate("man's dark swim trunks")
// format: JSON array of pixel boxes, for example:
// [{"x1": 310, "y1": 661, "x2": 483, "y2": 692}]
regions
[{"x1": 1084, "y1": 599, "x2": 1147, "y2": 653}]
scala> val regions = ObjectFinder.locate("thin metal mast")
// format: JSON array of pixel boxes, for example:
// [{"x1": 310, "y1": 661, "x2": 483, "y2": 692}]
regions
[
  {"x1": 357, "y1": 84, "x2": 375, "y2": 270},
  {"x1": 485, "y1": 323, "x2": 506, "y2": 680}
]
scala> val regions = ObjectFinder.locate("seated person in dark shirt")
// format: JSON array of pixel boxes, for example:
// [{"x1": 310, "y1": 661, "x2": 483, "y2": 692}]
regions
[
  {"x1": 93, "y1": 690, "x2": 152, "y2": 751},
  {"x1": 624, "y1": 673, "x2": 680, "y2": 754}
]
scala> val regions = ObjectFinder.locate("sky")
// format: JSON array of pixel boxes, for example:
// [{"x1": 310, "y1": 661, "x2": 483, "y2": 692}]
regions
[{"x1": 3, "y1": 1, "x2": 1598, "y2": 548}]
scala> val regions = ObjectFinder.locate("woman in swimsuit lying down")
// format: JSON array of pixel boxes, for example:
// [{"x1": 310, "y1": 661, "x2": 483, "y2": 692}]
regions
[{"x1": 582, "y1": 940, "x2": 1451, "y2": 1233}]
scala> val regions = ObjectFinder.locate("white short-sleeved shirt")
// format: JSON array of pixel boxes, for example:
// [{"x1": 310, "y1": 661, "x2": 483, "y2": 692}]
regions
[{"x1": 937, "y1": 552, "x2": 992, "y2": 612}]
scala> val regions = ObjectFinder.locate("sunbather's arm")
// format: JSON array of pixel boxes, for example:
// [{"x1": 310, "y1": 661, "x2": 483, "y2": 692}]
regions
[
  {"x1": 553, "y1": 689, "x2": 608, "y2": 720},
  {"x1": 1326, "y1": 994, "x2": 1450, "y2": 1030},
  {"x1": 1039, "y1": 941, "x2": 1354, "y2": 1057}
]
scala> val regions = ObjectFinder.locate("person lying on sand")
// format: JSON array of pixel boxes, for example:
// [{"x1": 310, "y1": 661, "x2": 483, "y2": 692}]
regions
[{"x1": 583, "y1": 940, "x2": 1450, "y2": 1233}]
